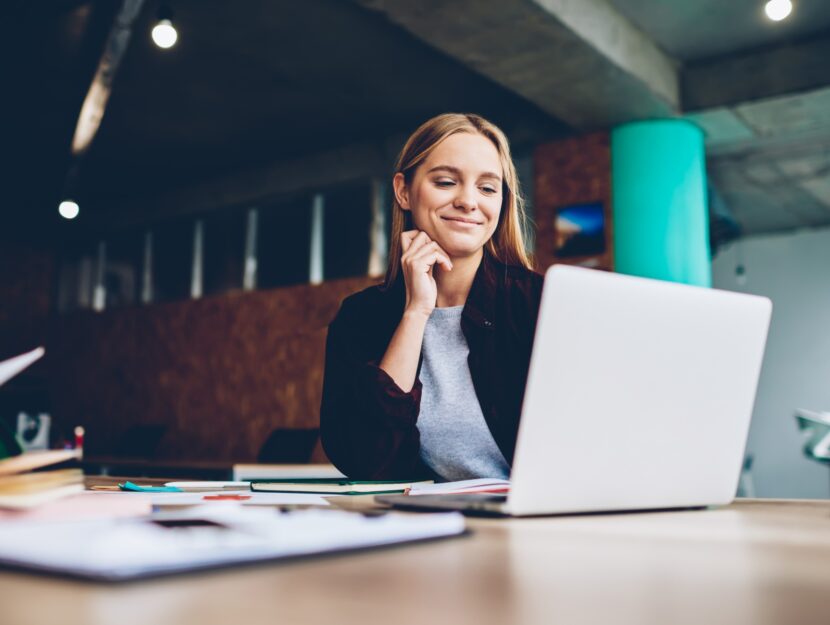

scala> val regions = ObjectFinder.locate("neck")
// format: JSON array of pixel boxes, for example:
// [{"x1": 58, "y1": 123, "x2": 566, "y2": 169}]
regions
[{"x1": 434, "y1": 248, "x2": 483, "y2": 308}]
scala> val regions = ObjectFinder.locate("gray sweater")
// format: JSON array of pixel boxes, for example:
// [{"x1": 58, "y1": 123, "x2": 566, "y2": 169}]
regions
[{"x1": 417, "y1": 305, "x2": 510, "y2": 481}]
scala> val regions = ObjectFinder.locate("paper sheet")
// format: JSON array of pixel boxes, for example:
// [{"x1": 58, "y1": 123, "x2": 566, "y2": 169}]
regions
[
  {"x1": 408, "y1": 478, "x2": 511, "y2": 496},
  {"x1": 0, "y1": 492, "x2": 151, "y2": 522},
  {"x1": 0, "y1": 508, "x2": 466, "y2": 580},
  {"x1": 148, "y1": 491, "x2": 332, "y2": 507}
]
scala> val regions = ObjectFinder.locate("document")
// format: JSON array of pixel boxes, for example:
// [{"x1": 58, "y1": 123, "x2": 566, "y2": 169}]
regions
[
  {"x1": 148, "y1": 491, "x2": 333, "y2": 507},
  {"x1": 232, "y1": 464, "x2": 345, "y2": 481},
  {"x1": 0, "y1": 508, "x2": 466, "y2": 581},
  {"x1": 164, "y1": 481, "x2": 250, "y2": 491},
  {"x1": 408, "y1": 478, "x2": 511, "y2": 496},
  {"x1": 0, "y1": 493, "x2": 151, "y2": 522}
]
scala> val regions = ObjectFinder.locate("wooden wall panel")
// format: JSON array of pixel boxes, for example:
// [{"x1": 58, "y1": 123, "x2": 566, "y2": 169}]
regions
[
  {"x1": 0, "y1": 245, "x2": 53, "y2": 356},
  {"x1": 46, "y1": 276, "x2": 377, "y2": 463},
  {"x1": 533, "y1": 132, "x2": 614, "y2": 272}
]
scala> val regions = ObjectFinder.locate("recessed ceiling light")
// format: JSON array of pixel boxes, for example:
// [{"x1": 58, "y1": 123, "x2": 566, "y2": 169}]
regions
[{"x1": 765, "y1": 0, "x2": 793, "y2": 22}]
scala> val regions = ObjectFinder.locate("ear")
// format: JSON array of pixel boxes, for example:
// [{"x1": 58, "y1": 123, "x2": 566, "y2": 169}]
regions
[{"x1": 392, "y1": 172, "x2": 410, "y2": 210}]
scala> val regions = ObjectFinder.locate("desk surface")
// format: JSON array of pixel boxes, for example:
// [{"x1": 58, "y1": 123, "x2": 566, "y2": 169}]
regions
[{"x1": 1, "y1": 498, "x2": 828, "y2": 625}]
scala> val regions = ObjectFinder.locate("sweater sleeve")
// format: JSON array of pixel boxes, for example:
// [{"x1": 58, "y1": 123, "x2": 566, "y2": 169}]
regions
[{"x1": 319, "y1": 302, "x2": 432, "y2": 480}]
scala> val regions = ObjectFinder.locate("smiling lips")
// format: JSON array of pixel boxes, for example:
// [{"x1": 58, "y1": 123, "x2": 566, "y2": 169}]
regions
[{"x1": 441, "y1": 216, "x2": 483, "y2": 226}]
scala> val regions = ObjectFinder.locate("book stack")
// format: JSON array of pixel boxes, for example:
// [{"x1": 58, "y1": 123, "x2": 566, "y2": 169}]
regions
[{"x1": 0, "y1": 449, "x2": 84, "y2": 509}]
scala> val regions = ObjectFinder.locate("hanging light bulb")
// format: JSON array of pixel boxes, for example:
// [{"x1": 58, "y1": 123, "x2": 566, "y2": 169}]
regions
[
  {"x1": 59, "y1": 200, "x2": 80, "y2": 220},
  {"x1": 765, "y1": 0, "x2": 793, "y2": 22},
  {"x1": 152, "y1": 5, "x2": 178, "y2": 49}
]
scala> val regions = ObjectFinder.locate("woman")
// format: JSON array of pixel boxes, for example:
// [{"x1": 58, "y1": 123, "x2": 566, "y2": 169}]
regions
[{"x1": 320, "y1": 113, "x2": 543, "y2": 481}]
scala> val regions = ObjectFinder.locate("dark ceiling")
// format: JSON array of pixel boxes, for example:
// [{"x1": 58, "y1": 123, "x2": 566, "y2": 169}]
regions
[
  {"x1": 9, "y1": 0, "x2": 830, "y2": 246},
  {"x1": 6, "y1": 0, "x2": 568, "y2": 242}
]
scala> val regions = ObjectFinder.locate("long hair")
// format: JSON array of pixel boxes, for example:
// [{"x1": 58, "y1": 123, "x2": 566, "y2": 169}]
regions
[{"x1": 383, "y1": 113, "x2": 532, "y2": 288}]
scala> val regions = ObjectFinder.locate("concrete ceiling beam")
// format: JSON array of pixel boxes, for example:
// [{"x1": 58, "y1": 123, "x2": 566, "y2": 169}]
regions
[
  {"x1": 683, "y1": 35, "x2": 830, "y2": 111},
  {"x1": 354, "y1": 0, "x2": 680, "y2": 129}
]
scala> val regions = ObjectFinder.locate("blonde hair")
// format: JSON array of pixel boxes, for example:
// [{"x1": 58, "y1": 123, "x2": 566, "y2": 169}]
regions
[{"x1": 384, "y1": 113, "x2": 532, "y2": 287}]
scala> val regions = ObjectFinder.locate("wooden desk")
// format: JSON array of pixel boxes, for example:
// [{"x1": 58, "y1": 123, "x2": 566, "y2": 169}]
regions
[{"x1": 1, "y1": 499, "x2": 828, "y2": 625}]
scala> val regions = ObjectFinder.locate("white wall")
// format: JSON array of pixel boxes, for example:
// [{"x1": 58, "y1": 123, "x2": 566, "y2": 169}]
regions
[{"x1": 713, "y1": 227, "x2": 830, "y2": 499}]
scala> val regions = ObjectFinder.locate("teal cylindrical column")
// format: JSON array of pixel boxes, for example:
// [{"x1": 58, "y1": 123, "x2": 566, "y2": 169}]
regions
[{"x1": 611, "y1": 120, "x2": 711, "y2": 287}]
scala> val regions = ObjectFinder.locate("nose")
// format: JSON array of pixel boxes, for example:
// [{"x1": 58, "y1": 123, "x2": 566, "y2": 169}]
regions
[{"x1": 453, "y1": 184, "x2": 477, "y2": 211}]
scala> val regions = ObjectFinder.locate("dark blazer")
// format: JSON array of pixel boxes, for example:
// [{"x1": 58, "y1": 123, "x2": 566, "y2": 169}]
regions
[{"x1": 320, "y1": 252, "x2": 544, "y2": 480}]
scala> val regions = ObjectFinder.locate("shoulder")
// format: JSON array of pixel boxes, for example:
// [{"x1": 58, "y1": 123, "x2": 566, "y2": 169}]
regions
[
  {"x1": 491, "y1": 257, "x2": 544, "y2": 304},
  {"x1": 491, "y1": 261, "x2": 544, "y2": 323},
  {"x1": 331, "y1": 281, "x2": 403, "y2": 332},
  {"x1": 503, "y1": 264, "x2": 544, "y2": 291},
  {"x1": 328, "y1": 282, "x2": 404, "y2": 357},
  {"x1": 339, "y1": 283, "x2": 385, "y2": 312}
]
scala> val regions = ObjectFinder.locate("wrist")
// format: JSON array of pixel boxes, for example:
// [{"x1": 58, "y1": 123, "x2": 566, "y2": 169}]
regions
[{"x1": 402, "y1": 308, "x2": 432, "y2": 324}]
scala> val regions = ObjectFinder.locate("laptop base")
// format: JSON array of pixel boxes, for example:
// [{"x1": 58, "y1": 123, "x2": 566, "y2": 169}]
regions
[{"x1": 377, "y1": 494, "x2": 709, "y2": 518}]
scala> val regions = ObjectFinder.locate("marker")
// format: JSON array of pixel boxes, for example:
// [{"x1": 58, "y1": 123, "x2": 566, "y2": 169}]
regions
[{"x1": 74, "y1": 426, "x2": 85, "y2": 452}]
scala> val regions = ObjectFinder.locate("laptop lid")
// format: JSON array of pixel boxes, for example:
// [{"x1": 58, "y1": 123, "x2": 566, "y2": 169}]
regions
[{"x1": 506, "y1": 266, "x2": 771, "y2": 516}]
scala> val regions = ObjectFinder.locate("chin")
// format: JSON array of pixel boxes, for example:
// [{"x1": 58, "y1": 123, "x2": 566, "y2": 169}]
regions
[{"x1": 439, "y1": 239, "x2": 487, "y2": 259}]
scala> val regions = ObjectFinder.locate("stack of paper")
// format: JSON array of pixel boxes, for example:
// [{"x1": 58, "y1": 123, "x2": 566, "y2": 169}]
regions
[{"x1": 0, "y1": 449, "x2": 83, "y2": 509}]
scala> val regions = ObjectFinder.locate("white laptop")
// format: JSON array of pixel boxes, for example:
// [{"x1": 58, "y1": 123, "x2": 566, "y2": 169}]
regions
[{"x1": 379, "y1": 265, "x2": 772, "y2": 516}]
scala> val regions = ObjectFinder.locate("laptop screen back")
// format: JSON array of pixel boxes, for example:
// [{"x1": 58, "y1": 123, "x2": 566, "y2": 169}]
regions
[{"x1": 508, "y1": 266, "x2": 771, "y2": 515}]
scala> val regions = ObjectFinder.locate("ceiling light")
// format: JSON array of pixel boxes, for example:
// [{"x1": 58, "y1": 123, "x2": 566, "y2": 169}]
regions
[
  {"x1": 152, "y1": 5, "x2": 178, "y2": 49},
  {"x1": 765, "y1": 0, "x2": 793, "y2": 22},
  {"x1": 152, "y1": 19, "x2": 177, "y2": 48},
  {"x1": 59, "y1": 200, "x2": 80, "y2": 220}
]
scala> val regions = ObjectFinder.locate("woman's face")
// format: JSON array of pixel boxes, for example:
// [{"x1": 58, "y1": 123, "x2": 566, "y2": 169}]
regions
[{"x1": 395, "y1": 132, "x2": 503, "y2": 260}]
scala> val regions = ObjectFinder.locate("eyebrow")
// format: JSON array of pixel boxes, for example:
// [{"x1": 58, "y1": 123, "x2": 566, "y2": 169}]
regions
[{"x1": 426, "y1": 165, "x2": 502, "y2": 181}]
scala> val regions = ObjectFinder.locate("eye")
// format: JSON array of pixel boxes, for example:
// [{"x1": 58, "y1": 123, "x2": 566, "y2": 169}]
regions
[
  {"x1": 480, "y1": 185, "x2": 498, "y2": 195},
  {"x1": 434, "y1": 178, "x2": 456, "y2": 188}
]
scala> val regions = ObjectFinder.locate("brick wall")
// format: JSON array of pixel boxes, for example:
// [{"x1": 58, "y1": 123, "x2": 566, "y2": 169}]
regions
[{"x1": 533, "y1": 132, "x2": 614, "y2": 272}]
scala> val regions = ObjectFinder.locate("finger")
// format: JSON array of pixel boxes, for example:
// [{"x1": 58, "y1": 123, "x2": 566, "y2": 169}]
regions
[
  {"x1": 400, "y1": 230, "x2": 418, "y2": 254},
  {"x1": 402, "y1": 231, "x2": 432, "y2": 258},
  {"x1": 436, "y1": 254, "x2": 453, "y2": 272},
  {"x1": 409, "y1": 241, "x2": 452, "y2": 267},
  {"x1": 429, "y1": 240, "x2": 452, "y2": 264},
  {"x1": 409, "y1": 249, "x2": 453, "y2": 273}
]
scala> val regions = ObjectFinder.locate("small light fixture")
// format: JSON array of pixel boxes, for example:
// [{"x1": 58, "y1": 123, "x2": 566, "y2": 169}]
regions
[
  {"x1": 59, "y1": 200, "x2": 80, "y2": 220},
  {"x1": 765, "y1": 0, "x2": 793, "y2": 22},
  {"x1": 152, "y1": 5, "x2": 178, "y2": 49}
]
